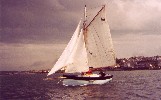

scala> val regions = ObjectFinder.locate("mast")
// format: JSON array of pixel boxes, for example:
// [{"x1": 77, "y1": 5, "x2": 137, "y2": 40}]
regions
[
  {"x1": 83, "y1": 5, "x2": 88, "y2": 46},
  {"x1": 83, "y1": 5, "x2": 87, "y2": 30}
]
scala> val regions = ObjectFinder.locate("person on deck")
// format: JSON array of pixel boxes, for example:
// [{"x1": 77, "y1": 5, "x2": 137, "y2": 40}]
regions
[
  {"x1": 82, "y1": 67, "x2": 93, "y2": 75},
  {"x1": 85, "y1": 69, "x2": 92, "y2": 75},
  {"x1": 99, "y1": 71, "x2": 106, "y2": 77}
]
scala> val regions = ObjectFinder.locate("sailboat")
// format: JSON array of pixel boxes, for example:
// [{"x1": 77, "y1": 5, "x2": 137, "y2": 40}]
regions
[{"x1": 47, "y1": 5, "x2": 116, "y2": 86}]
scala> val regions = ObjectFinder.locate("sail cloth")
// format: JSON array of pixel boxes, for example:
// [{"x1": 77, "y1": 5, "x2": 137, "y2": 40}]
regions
[
  {"x1": 47, "y1": 21, "x2": 82, "y2": 76},
  {"x1": 65, "y1": 29, "x2": 88, "y2": 73},
  {"x1": 85, "y1": 5, "x2": 116, "y2": 68}
]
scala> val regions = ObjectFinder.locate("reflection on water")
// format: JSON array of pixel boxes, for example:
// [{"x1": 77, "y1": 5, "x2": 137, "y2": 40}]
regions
[{"x1": 1, "y1": 70, "x2": 161, "y2": 100}]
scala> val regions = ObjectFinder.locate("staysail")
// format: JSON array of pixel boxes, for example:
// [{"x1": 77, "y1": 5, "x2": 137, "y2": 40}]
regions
[
  {"x1": 48, "y1": 21, "x2": 82, "y2": 76},
  {"x1": 65, "y1": 29, "x2": 88, "y2": 73},
  {"x1": 84, "y1": 5, "x2": 116, "y2": 68}
]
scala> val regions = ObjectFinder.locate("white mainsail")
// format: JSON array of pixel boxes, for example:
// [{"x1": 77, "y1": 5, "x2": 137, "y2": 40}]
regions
[
  {"x1": 48, "y1": 5, "x2": 116, "y2": 76},
  {"x1": 84, "y1": 5, "x2": 115, "y2": 68}
]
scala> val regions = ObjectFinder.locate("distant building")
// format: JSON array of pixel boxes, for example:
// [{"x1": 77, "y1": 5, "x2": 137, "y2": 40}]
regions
[{"x1": 115, "y1": 55, "x2": 161, "y2": 70}]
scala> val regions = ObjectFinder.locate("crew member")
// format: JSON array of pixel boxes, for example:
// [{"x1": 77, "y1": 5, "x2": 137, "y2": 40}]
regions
[
  {"x1": 99, "y1": 71, "x2": 106, "y2": 77},
  {"x1": 82, "y1": 67, "x2": 93, "y2": 75}
]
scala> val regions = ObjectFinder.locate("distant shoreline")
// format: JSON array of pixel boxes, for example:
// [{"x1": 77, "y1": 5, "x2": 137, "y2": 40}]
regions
[{"x1": 0, "y1": 69, "x2": 161, "y2": 76}]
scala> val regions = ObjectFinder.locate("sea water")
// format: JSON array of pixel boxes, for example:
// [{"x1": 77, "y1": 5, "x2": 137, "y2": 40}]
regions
[{"x1": 0, "y1": 70, "x2": 161, "y2": 100}]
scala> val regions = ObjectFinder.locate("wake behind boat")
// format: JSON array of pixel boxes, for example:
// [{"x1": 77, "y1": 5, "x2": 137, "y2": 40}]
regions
[{"x1": 47, "y1": 5, "x2": 116, "y2": 86}]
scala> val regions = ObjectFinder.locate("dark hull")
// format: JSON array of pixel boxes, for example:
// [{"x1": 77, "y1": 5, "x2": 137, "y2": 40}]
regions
[{"x1": 63, "y1": 74, "x2": 113, "y2": 80}]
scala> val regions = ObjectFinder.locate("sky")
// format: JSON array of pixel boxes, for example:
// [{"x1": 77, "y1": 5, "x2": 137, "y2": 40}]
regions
[{"x1": 1, "y1": 0, "x2": 161, "y2": 71}]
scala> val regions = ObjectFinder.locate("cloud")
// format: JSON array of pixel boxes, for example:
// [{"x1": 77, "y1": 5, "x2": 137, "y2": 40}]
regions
[
  {"x1": 1, "y1": 0, "x2": 161, "y2": 44},
  {"x1": 113, "y1": 33, "x2": 161, "y2": 58},
  {"x1": 0, "y1": 43, "x2": 66, "y2": 70},
  {"x1": 108, "y1": 0, "x2": 161, "y2": 32},
  {"x1": 1, "y1": 0, "x2": 79, "y2": 43}
]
